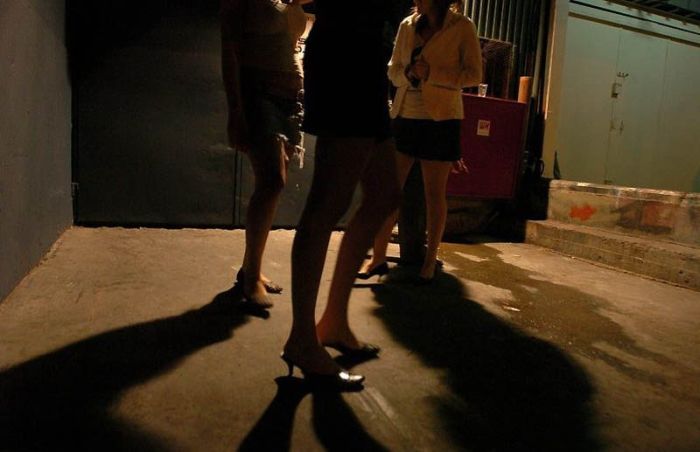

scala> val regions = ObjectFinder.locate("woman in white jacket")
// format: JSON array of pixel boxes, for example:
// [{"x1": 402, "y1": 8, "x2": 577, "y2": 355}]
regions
[{"x1": 359, "y1": 0, "x2": 482, "y2": 283}]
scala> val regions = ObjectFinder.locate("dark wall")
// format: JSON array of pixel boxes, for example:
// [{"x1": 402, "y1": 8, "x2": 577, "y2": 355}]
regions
[
  {"x1": 68, "y1": 0, "x2": 235, "y2": 226},
  {"x1": 1, "y1": 0, "x2": 72, "y2": 301},
  {"x1": 66, "y1": 0, "x2": 416, "y2": 227},
  {"x1": 67, "y1": 0, "x2": 219, "y2": 79}
]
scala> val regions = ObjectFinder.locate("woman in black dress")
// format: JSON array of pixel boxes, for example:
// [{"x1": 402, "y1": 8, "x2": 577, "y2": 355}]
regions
[{"x1": 282, "y1": 0, "x2": 401, "y2": 390}]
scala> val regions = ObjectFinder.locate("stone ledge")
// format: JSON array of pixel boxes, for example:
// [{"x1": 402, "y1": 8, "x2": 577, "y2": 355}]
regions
[
  {"x1": 549, "y1": 180, "x2": 700, "y2": 205},
  {"x1": 547, "y1": 180, "x2": 700, "y2": 247},
  {"x1": 526, "y1": 219, "x2": 700, "y2": 291}
]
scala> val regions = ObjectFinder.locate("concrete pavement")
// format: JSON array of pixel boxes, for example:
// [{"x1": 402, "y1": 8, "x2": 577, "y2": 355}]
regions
[{"x1": 1, "y1": 227, "x2": 699, "y2": 451}]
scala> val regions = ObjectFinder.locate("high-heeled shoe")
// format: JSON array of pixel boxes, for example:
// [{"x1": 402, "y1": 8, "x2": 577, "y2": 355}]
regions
[
  {"x1": 356, "y1": 262, "x2": 389, "y2": 280},
  {"x1": 236, "y1": 269, "x2": 283, "y2": 294},
  {"x1": 280, "y1": 352, "x2": 365, "y2": 391},
  {"x1": 323, "y1": 341, "x2": 381, "y2": 359}
]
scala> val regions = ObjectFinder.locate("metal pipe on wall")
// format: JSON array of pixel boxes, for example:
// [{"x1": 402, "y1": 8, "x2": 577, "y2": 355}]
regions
[{"x1": 460, "y1": 0, "x2": 549, "y2": 109}]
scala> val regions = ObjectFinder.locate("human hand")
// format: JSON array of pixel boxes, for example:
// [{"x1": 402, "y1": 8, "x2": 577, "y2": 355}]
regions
[
  {"x1": 451, "y1": 158, "x2": 469, "y2": 175},
  {"x1": 227, "y1": 111, "x2": 251, "y2": 153},
  {"x1": 412, "y1": 57, "x2": 430, "y2": 81}
]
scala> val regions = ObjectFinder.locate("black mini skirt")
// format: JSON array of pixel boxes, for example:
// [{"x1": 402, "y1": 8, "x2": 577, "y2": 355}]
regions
[{"x1": 393, "y1": 117, "x2": 462, "y2": 162}]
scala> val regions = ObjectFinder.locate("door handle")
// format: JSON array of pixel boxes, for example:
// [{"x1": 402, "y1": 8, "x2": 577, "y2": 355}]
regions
[
  {"x1": 610, "y1": 118, "x2": 624, "y2": 134},
  {"x1": 611, "y1": 82, "x2": 622, "y2": 98}
]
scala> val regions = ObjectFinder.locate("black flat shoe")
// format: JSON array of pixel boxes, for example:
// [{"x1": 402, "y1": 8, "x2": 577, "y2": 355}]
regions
[
  {"x1": 323, "y1": 341, "x2": 380, "y2": 359},
  {"x1": 280, "y1": 353, "x2": 365, "y2": 392},
  {"x1": 356, "y1": 262, "x2": 389, "y2": 280},
  {"x1": 237, "y1": 269, "x2": 283, "y2": 294}
]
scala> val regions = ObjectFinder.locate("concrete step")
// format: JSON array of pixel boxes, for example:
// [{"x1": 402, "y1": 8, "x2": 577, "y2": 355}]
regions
[
  {"x1": 526, "y1": 219, "x2": 700, "y2": 291},
  {"x1": 546, "y1": 180, "x2": 700, "y2": 247}
]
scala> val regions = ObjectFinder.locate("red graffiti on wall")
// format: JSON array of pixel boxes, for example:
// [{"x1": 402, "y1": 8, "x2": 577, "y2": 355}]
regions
[{"x1": 570, "y1": 204, "x2": 597, "y2": 221}]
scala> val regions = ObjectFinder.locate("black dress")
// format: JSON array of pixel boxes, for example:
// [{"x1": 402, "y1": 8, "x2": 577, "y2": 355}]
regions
[{"x1": 302, "y1": 0, "x2": 393, "y2": 140}]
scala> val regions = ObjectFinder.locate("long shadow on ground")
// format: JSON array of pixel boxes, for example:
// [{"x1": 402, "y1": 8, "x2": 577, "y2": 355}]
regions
[
  {"x1": 239, "y1": 374, "x2": 389, "y2": 451},
  {"x1": 0, "y1": 289, "x2": 253, "y2": 452},
  {"x1": 371, "y1": 269, "x2": 601, "y2": 452}
]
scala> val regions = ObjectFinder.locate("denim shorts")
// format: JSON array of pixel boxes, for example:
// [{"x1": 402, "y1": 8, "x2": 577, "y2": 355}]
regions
[{"x1": 240, "y1": 69, "x2": 305, "y2": 160}]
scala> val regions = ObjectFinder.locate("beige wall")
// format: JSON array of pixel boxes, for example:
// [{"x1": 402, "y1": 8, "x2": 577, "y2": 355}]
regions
[
  {"x1": 542, "y1": 0, "x2": 700, "y2": 193},
  {"x1": 0, "y1": 0, "x2": 72, "y2": 301},
  {"x1": 541, "y1": 0, "x2": 570, "y2": 180}
]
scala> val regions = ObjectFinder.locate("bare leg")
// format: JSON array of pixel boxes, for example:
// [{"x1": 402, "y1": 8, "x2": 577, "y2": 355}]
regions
[
  {"x1": 419, "y1": 160, "x2": 452, "y2": 279},
  {"x1": 240, "y1": 137, "x2": 288, "y2": 306},
  {"x1": 359, "y1": 151, "x2": 416, "y2": 274},
  {"x1": 317, "y1": 139, "x2": 402, "y2": 348},
  {"x1": 284, "y1": 137, "x2": 377, "y2": 374}
]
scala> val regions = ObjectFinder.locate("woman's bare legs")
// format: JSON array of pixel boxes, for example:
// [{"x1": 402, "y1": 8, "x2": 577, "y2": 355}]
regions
[
  {"x1": 359, "y1": 151, "x2": 416, "y2": 275},
  {"x1": 419, "y1": 160, "x2": 452, "y2": 279},
  {"x1": 316, "y1": 139, "x2": 401, "y2": 349},
  {"x1": 284, "y1": 137, "x2": 392, "y2": 374},
  {"x1": 240, "y1": 136, "x2": 289, "y2": 305}
]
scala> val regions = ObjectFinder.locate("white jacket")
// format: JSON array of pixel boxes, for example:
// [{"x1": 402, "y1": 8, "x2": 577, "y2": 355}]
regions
[{"x1": 388, "y1": 11, "x2": 483, "y2": 121}]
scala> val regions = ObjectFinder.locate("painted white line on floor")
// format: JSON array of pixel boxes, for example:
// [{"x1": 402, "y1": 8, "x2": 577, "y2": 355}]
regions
[
  {"x1": 453, "y1": 251, "x2": 489, "y2": 263},
  {"x1": 365, "y1": 387, "x2": 398, "y2": 421}
]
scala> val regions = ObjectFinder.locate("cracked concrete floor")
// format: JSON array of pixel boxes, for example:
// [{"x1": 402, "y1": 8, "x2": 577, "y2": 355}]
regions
[{"x1": 1, "y1": 227, "x2": 699, "y2": 451}]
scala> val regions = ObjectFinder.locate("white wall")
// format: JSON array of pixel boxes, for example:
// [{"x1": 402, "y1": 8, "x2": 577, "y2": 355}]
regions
[
  {"x1": 654, "y1": 39, "x2": 700, "y2": 191},
  {"x1": 556, "y1": 16, "x2": 619, "y2": 184},
  {"x1": 541, "y1": 0, "x2": 570, "y2": 180},
  {"x1": 0, "y1": 0, "x2": 72, "y2": 301},
  {"x1": 542, "y1": 0, "x2": 700, "y2": 192}
]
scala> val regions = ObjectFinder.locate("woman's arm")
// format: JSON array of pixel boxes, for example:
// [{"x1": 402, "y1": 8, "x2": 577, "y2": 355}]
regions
[
  {"x1": 459, "y1": 19, "x2": 483, "y2": 87},
  {"x1": 388, "y1": 21, "x2": 412, "y2": 88}
]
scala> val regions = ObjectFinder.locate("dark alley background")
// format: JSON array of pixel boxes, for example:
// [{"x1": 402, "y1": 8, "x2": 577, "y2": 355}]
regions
[{"x1": 65, "y1": 0, "x2": 415, "y2": 228}]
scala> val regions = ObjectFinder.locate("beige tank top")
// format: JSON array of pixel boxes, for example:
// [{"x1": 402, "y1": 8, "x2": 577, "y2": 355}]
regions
[{"x1": 239, "y1": 0, "x2": 306, "y2": 74}]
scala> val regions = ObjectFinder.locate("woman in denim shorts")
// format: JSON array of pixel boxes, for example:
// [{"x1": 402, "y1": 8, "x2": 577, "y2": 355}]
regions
[{"x1": 221, "y1": 0, "x2": 307, "y2": 308}]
